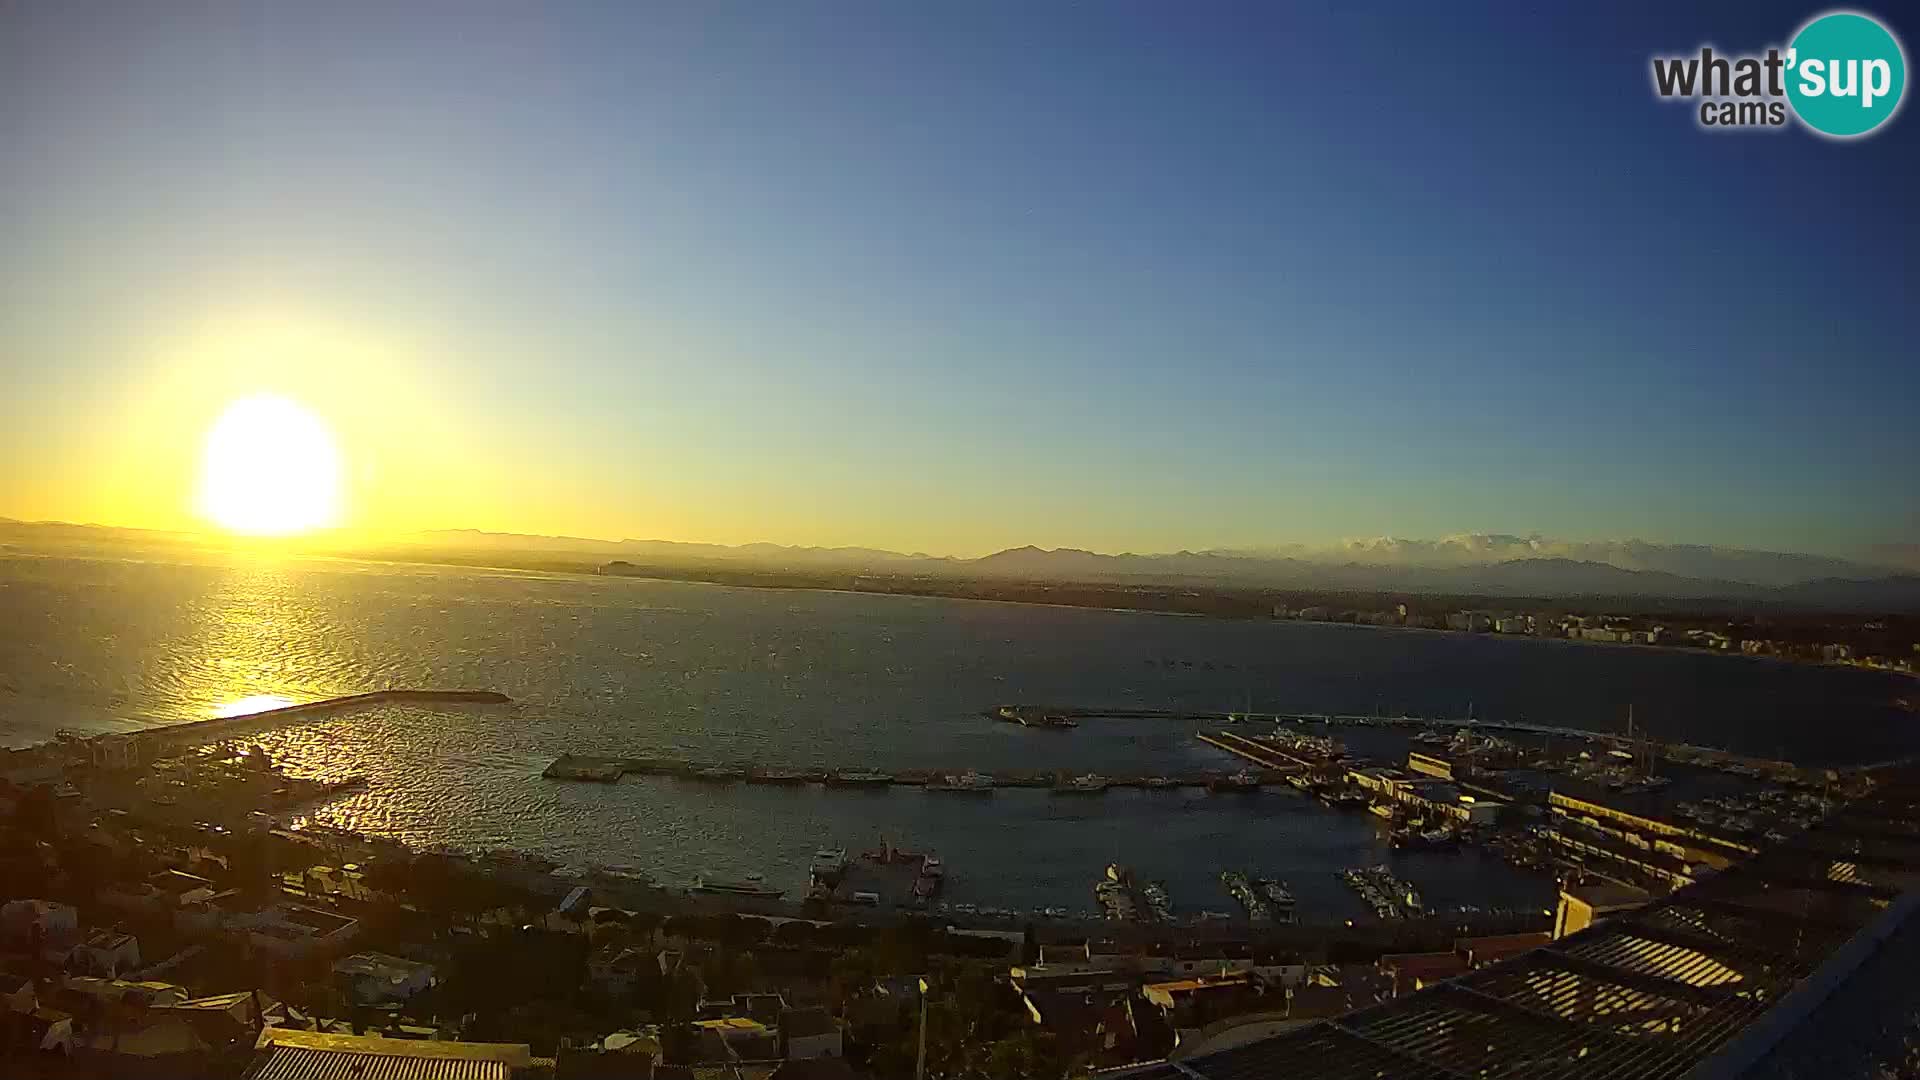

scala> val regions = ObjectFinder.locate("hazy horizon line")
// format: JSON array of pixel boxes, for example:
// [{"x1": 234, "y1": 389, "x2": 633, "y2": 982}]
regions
[{"x1": 3, "y1": 513, "x2": 1910, "y2": 574}]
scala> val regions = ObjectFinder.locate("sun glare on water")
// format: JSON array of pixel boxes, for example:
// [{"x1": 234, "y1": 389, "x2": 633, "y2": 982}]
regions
[{"x1": 199, "y1": 394, "x2": 344, "y2": 536}]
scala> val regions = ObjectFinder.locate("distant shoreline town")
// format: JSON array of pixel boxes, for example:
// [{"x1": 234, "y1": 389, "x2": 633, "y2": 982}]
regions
[
  {"x1": 593, "y1": 560, "x2": 1919, "y2": 681},
  {"x1": 1271, "y1": 602, "x2": 1919, "y2": 679}
]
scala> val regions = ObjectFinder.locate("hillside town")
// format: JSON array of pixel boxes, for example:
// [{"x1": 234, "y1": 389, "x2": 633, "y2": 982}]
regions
[{"x1": 2, "y1": 733, "x2": 1596, "y2": 1080}]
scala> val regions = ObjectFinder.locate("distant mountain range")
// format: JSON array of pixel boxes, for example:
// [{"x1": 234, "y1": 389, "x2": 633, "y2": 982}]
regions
[
  {"x1": 407, "y1": 529, "x2": 1920, "y2": 609},
  {"x1": 5, "y1": 519, "x2": 1916, "y2": 610}
]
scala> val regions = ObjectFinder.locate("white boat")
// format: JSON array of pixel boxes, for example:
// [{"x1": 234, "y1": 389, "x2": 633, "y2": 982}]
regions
[
  {"x1": 825, "y1": 770, "x2": 894, "y2": 787},
  {"x1": 585, "y1": 863, "x2": 655, "y2": 886},
  {"x1": 691, "y1": 872, "x2": 784, "y2": 900},
  {"x1": 1208, "y1": 768, "x2": 1263, "y2": 792},
  {"x1": 927, "y1": 769, "x2": 995, "y2": 793},
  {"x1": 1054, "y1": 773, "x2": 1110, "y2": 794},
  {"x1": 810, "y1": 847, "x2": 847, "y2": 878}
]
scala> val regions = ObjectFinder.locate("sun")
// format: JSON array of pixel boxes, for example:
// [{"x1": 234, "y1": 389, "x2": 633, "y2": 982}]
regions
[{"x1": 198, "y1": 394, "x2": 344, "y2": 535}]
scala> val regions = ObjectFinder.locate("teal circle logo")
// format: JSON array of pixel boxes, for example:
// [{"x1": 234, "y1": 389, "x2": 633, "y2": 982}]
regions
[{"x1": 1786, "y1": 12, "x2": 1906, "y2": 137}]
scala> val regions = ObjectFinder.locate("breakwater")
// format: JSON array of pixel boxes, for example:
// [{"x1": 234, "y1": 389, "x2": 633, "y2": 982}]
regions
[
  {"x1": 541, "y1": 752, "x2": 1285, "y2": 790},
  {"x1": 37, "y1": 689, "x2": 512, "y2": 769}
]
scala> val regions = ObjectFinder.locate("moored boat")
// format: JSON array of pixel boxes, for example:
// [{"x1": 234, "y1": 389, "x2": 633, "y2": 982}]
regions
[
  {"x1": 1053, "y1": 772, "x2": 1110, "y2": 794},
  {"x1": 926, "y1": 769, "x2": 995, "y2": 793},
  {"x1": 1208, "y1": 767, "x2": 1263, "y2": 792},
  {"x1": 825, "y1": 770, "x2": 894, "y2": 787},
  {"x1": 692, "y1": 872, "x2": 784, "y2": 900}
]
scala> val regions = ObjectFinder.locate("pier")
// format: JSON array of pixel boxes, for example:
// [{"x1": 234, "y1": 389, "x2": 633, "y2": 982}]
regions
[
  {"x1": 1197, "y1": 730, "x2": 1317, "y2": 771},
  {"x1": 989, "y1": 704, "x2": 1816, "y2": 782},
  {"x1": 540, "y1": 753, "x2": 1287, "y2": 790}
]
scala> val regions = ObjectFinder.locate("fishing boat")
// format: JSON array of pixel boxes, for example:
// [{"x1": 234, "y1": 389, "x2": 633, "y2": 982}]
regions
[
  {"x1": 1208, "y1": 767, "x2": 1263, "y2": 793},
  {"x1": 926, "y1": 769, "x2": 995, "y2": 793},
  {"x1": 809, "y1": 847, "x2": 847, "y2": 885},
  {"x1": 692, "y1": 873, "x2": 784, "y2": 900},
  {"x1": 1325, "y1": 789, "x2": 1371, "y2": 811},
  {"x1": 748, "y1": 769, "x2": 810, "y2": 785},
  {"x1": 824, "y1": 770, "x2": 894, "y2": 787},
  {"x1": 1053, "y1": 773, "x2": 1110, "y2": 794}
]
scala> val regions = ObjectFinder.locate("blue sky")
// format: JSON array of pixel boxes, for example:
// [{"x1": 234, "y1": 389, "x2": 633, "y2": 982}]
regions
[{"x1": 1, "y1": 1, "x2": 1914, "y2": 557}]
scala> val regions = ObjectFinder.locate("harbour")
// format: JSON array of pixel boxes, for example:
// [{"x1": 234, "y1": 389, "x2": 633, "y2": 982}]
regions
[
  {"x1": 992, "y1": 703, "x2": 1822, "y2": 783},
  {"x1": 5, "y1": 555, "x2": 1909, "y2": 931}
]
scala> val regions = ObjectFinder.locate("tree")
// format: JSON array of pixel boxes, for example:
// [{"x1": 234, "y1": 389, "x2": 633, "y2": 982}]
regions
[{"x1": 986, "y1": 1029, "x2": 1067, "y2": 1080}]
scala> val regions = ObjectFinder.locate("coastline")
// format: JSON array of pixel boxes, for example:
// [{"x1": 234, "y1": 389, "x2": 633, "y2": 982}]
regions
[
  {"x1": 234, "y1": 546, "x2": 1920, "y2": 684},
  {"x1": 4, "y1": 541, "x2": 1909, "y2": 683}
]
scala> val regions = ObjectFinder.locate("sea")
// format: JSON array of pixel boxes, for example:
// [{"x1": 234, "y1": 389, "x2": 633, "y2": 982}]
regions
[{"x1": 3, "y1": 549, "x2": 1915, "y2": 923}]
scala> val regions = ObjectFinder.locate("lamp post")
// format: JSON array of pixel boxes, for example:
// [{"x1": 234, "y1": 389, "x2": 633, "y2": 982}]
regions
[{"x1": 915, "y1": 976, "x2": 930, "y2": 1080}]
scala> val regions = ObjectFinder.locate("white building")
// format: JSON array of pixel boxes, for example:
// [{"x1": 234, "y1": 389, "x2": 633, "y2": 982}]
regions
[{"x1": 332, "y1": 951, "x2": 438, "y2": 1005}]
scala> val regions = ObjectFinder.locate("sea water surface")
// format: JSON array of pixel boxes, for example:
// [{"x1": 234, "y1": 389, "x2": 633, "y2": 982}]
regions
[{"x1": 2, "y1": 550, "x2": 1913, "y2": 919}]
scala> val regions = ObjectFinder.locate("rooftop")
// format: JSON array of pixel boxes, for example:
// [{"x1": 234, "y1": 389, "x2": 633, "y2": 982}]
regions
[
  {"x1": 1109, "y1": 763, "x2": 1920, "y2": 1080},
  {"x1": 333, "y1": 951, "x2": 435, "y2": 981},
  {"x1": 1563, "y1": 881, "x2": 1657, "y2": 910},
  {"x1": 244, "y1": 1027, "x2": 533, "y2": 1080}
]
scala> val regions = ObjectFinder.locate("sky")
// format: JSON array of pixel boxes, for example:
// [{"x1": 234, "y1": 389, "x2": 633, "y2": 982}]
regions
[{"x1": 1, "y1": 1, "x2": 1915, "y2": 559}]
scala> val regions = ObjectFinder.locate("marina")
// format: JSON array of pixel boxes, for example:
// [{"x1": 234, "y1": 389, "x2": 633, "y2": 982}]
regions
[
  {"x1": 990, "y1": 703, "x2": 1822, "y2": 783},
  {"x1": 1340, "y1": 864, "x2": 1427, "y2": 920},
  {"x1": 1220, "y1": 870, "x2": 1297, "y2": 924}
]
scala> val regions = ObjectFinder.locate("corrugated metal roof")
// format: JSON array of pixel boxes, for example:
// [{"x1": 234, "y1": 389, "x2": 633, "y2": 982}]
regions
[
  {"x1": 250, "y1": 1045, "x2": 511, "y2": 1080},
  {"x1": 243, "y1": 1028, "x2": 532, "y2": 1080}
]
